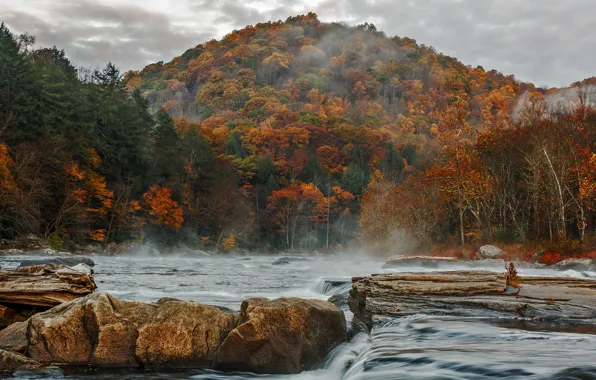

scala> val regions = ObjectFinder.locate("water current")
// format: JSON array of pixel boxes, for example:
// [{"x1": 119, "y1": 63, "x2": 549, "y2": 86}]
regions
[{"x1": 1, "y1": 253, "x2": 596, "y2": 380}]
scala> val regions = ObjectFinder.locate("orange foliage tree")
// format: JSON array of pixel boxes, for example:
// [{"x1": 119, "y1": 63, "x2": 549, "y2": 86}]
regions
[{"x1": 142, "y1": 185, "x2": 184, "y2": 231}]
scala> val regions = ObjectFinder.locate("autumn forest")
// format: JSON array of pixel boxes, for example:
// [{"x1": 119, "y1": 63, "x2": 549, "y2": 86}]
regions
[{"x1": 1, "y1": 13, "x2": 596, "y2": 259}]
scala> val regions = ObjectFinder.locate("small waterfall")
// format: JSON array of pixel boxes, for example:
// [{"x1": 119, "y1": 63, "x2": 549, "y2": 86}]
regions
[{"x1": 312, "y1": 278, "x2": 352, "y2": 296}]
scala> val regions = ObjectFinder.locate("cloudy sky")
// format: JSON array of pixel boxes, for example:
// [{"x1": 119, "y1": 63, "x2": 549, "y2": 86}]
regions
[{"x1": 1, "y1": 0, "x2": 593, "y2": 87}]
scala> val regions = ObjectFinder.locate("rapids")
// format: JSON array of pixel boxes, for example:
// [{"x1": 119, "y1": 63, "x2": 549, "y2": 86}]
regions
[{"x1": 1, "y1": 253, "x2": 596, "y2": 379}]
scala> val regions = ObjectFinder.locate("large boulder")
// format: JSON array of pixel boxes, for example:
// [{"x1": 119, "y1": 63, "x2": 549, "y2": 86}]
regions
[
  {"x1": 18, "y1": 256, "x2": 95, "y2": 269},
  {"x1": 27, "y1": 293, "x2": 239, "y2": 367},
  {"x1": 476, "y1": 245, "x2": 505, "y2": 260},
  {"x1": 216, "y1": 297, "x2": 347, "y2": 374}
]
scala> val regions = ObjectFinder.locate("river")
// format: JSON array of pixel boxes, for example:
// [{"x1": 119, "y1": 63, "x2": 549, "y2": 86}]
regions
[{"x1": 1, "y1": 253, "x2": 596, "y2": 379}]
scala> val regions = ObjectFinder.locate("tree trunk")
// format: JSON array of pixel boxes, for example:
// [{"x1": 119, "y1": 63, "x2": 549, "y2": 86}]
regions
[{"x1": 543, "y1": 148, "x2": 566, "y2": 239}]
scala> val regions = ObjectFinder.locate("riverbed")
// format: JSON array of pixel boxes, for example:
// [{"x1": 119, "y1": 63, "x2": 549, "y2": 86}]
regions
[{"x1": 1, "y1": 253, "x2": 596, "y2": 379}]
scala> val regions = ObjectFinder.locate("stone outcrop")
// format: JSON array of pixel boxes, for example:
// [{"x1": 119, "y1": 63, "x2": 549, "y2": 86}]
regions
[
  {"x1": 349, "y1": 271, "x2": 596, "y2": 327},
  {"x1": 9, "y1": 293, "x2": 345, "y2": 375},
  {"x1": 26, "y1": 293, "x2": 238, "y2": 367},
  {"x1": 216, "y1": 297, "x2": 346, "y2": 374}
]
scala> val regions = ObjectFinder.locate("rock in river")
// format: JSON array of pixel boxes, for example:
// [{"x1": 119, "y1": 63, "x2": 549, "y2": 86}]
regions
[
  {"x1": 0, "y1": 349, "x2": 43, "y2": 373},
  {"x1": 19, "y1": 292, "x2": 345, "y2": 374},
  {"x1": 0, "y1": 264, "x2": 96, "y2": 329},
  {"x1": 18, "y1": 256, "x2": 95, "y2": 269},
  {"x1": 349, "y1": 271, "x2": 596, "y2": 328},
  {"x1": 271, "y1": 257, "x2": 311, "y2": 265},
  {"x1": 216, "y1": 297, "x2": 346, "y2": 374},
  {"x1": 0, "y1": 264, "x2": 96, "y2": 308}
]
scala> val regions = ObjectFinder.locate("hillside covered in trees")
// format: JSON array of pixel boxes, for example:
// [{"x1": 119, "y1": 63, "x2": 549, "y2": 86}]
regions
[{"x1": 1, "y1": 14, "x2": 596, "y2": 258}]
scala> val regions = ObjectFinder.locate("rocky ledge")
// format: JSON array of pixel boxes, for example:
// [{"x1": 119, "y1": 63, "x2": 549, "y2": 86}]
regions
[
  {"x1": 0, "y1": 292, "x2": 346, "y2": 375},
  {"x1": 0, "y1": 264, "x2": 97, "y2": 329},
  {"x1": 349, "y1": 271, "x2": 596, "y2": 328}
]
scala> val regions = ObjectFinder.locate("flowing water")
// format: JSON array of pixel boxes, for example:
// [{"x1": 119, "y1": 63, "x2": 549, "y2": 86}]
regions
[{"x1": 2, "y1": 253, "x2": 596, "y2": 380}]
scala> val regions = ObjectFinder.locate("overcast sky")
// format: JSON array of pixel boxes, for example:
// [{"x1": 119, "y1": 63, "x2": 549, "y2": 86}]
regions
[{"x1": 1, "y1": 0, "x2": 593, "y2": 87}]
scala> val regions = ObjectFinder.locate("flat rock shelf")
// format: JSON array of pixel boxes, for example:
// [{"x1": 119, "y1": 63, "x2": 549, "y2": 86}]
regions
[{"x1": 348, "y1": 270, "x2": 596, "y2": 327}]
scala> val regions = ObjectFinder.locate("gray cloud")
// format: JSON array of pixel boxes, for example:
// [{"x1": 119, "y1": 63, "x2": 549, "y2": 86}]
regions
[{"x1": 0, "y1": 0, "x2": 593, "y2": 86}]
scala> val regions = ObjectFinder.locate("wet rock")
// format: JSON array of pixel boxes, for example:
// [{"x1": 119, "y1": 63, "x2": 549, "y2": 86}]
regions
[
  {"x1": 271, "y1": 257, "x2": 311, "y2": 265},
  {"x1": 383, "y1": 256, "x2": 459, "y2": 269},
  {"x1": 216, "y1": 297, "x2": 347, "y2": 374},
  {"x1": 27, "y1": 292, "x2": 239, "y2": 367},
  {"x1": 0, "y1": 264, "x2": 96, "y2": 308},
  {"x1": 0, "y1": 321, "x2": 28, "y2": 353},
  {"x1": 349, "y1": 271, "x2": 596, "y2": 328},
  {"x1": 476, "y1": 245, "x2": 506, "y2": 260},
  {"x1": 16, "y1": 292, "x2": 345, "y2": 374},
  {"x1": 553, "y1": 258, "x2": 595, "y2": 271},
  {"x1": 18, "y1": 256, "x2": 95, "y2": 269},
  {"x1": 327, "y1": 293, "x2": 347, "y2": 308},
  {"x1": 0, "y1": 349, "x2": 42, "y2": 373}
]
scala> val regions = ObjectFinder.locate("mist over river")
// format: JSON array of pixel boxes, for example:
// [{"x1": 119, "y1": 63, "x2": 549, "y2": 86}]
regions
[{"x1": 2, "y1": 253, "x2": 596, "y2": 379}]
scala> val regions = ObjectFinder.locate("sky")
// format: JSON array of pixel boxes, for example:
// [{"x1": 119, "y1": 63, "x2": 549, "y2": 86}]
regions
[{"x1": 0, "y1": 0, "x2": 593, "y2": 88}]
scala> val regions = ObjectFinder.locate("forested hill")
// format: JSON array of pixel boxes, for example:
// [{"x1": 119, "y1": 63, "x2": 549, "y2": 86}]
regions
[
  {"x1": 131, "y1": 13, "x2": 530, "y2": 127},
  {"x1": 1, "y1": 14, "x2": 596, "y2": 258}
]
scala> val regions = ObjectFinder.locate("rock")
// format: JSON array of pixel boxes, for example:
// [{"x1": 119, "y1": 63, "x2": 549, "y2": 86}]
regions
[
  {"x1": 553, "y1": 258, "x2": 595, "y2": 271},
  {"x1": 327, "y1": 293, "x2": 347, "y2": 308},
  {"x1": 70, "y1": 263, "x2": 93, "y2": 275},
  {"x1": 15, "y1": 293, "x2": 345, "y2": 374},
  {"x1": 18, "y1": 256, "x2": 95, "y2": 268},
  {"x1": 271, "y1": 257, "x2": 311, "y2": 265},
  {"x1": 349, "y1": 271, "x2": 596, "y2": 328},
  {"x1": 27, "y1": 292, "x2": 239, "y2": 367},
  {"x1": 0, "y1": 349, "x2": 40, "y2": 372},
  {"x1": 0, "y1": 321, "x2": 28, "y2": 353},
  {"x1": 383, "y1": 256, "x2": 460, "y2": 269},
  {"x1": 0, "y1": 264, "x2": 96, "y2": 308},
  {"x1": 216, "y1": 297, "x2": 347, "y2": 374},
  {"x1": 0, "y1": 235, "x2": 49, "y2": 252},
  {"x1": 476, "y1": 245, "x2": 505, "y2": 260}
]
